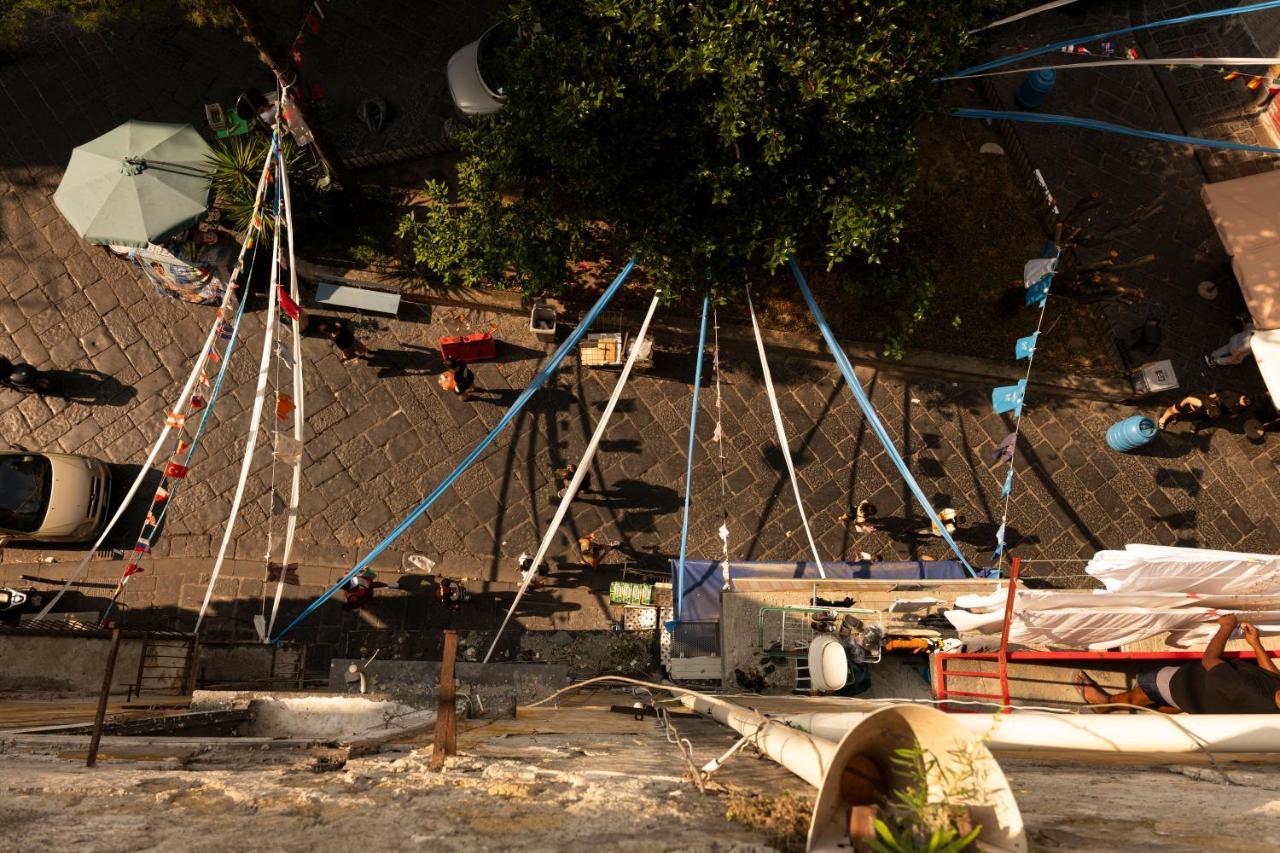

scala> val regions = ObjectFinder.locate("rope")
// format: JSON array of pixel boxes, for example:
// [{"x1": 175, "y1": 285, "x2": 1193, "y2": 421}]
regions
[
  {"x1": 196, "y1": 167, "x2": 284, "y2": 633},
  {"x1": 942, "y1": 56, "x2": 1280, "y2": 81},
  {"x1": 272, "y1": 259, "x2": 638, "y2": 643},
  {"x1": 484, "y1": 292, "x2": 662, "y2": 663},
  {"x1": 747, "y1": 289, "x2": 826, "y2": 579},
  {"x1": 36, "y1": 131, "x2": 280, "y2": 620},
  {"x1": 993, "y1": 241, "x2": 1059, "y2": 571},
  {"x1": 712, "y1": 306, "x2": 730, "y2": 586},
  {"x1": 954, "y1": 0, "x2": 1280, "y2": 77},
  {"x1": 968, "y1": 0, "x2": 1082, "y2": 33},
  {"x1": 266, "y1": 140, "x2": 307, "y2": 639},
  {"x1": 99, "y1": 234, "x2": 263, "y2": 623},
  {"x1": 674, "y1": 295, "x2": 709, "y2": 621},
  {"x1": 788, "y1": 259, "x2": 977, "y2": 576},
  {"x1": 952, "y1": 108, "x2": 1280, "y2": 156}
]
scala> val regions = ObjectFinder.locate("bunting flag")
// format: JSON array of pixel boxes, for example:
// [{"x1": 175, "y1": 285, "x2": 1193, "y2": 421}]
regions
[
  {"x1": 163, "y1": 462, "x2": 190, "y2": 479},
  {"x1": 266, "y1": 562, "x2": 300, "y2": 586},
  {"x1": 165, "y1": 412, "x2": 186, "y2": 429},
  {"x1": 993, "y1": 521, "x2": 1007, "y2": 558},
  {"x1": 122, "y1": 562, "x2": 143, "y2": 579},
  {"x1": 991, "y1": 432, "x2": 1017, "y2": 463},
  {"x1": 274, "y1": 433, "x2": 304, "y2": 466},
  {"x1": 275, "y1": 391, "x2": 295, "y2": 421},
  {"x1": 1015, "y1": 332, "x2": 1039, "y2": 360},
  {"x1": 991, "y1": 380, "x2": 1027, "y2": 416},
  {"x1": 1026, "y1": 275, "x2": 1052, "y2": 308},
  {"x1": 1023, "y1": 257, "x2": 1057, "y2": 286},
  {"x1": 1001, "y1": 468, "x2": 1015, "y2": 497},
  {"x1": 154, "y1": 486, "x2": 169, "y2": 503}
]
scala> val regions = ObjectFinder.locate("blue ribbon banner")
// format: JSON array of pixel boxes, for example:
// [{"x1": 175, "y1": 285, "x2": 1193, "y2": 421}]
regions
[
  {"x1": 673, "y1": 294, "x2": 710, "y2": 624},
  {"x1": 952, "y1": 0, "x2": 1280, "y2": 77},
  {"x1": 789, "y1": 258, "x2": 976, "y2": 576},
  {"x1": 1015, "y1": 332, "x2": 1039, "y2": 360},
  {"x1": 1026, "y1": 276, "x2": 1052, "y2": 308},
  {"x1": 1001, "y1": 468, "x2": 1014, "y2": 498},
  {"x1": 272, "y1": 259, "x2": 638, "y2": 642},
  {"x1": 992, "y1": 380, "x2": 1027, "y2": 416}
]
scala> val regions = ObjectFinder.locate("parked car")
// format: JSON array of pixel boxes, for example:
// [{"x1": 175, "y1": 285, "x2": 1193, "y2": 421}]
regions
[
  {"x1": 446, "y1": 21, "x2": 521, "y2": 116},
  {"x1": 0, "y1": 450, "x2": 111, "y2": 545}
]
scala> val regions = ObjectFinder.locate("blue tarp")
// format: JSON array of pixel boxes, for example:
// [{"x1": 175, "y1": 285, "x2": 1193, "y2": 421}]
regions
[{"x1": 673, "y1": 559, "x2": 971, "y2": 623}]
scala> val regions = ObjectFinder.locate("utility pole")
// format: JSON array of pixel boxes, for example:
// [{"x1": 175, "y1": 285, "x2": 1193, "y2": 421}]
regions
[{"x1": 87, "y1": 626, "x2": 123, "y2": 768}]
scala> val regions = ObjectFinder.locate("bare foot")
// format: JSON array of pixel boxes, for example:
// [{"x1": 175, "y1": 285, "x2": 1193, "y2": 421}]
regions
[{"x1": 1074, "y1": 671, "x2": 1109, "y2": 713}]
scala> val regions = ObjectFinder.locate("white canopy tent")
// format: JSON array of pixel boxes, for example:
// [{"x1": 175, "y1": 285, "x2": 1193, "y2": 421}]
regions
[{"x1": 1202, "y1": 170, "x2": 1280, "y2": 401}]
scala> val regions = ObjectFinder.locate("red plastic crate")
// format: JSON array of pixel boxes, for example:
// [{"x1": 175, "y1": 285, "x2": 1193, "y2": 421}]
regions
[{"x1": 438, "y1": 332, "x2": 497, "y2": 363}]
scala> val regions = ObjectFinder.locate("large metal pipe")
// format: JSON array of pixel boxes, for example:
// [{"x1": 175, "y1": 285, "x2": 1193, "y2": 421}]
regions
[
  {"x1": 778, "y1": 709, "x2": 1280, "y2": 754},
  {"x1": 679, "y1": 693, "x2": 838, "y2": 787}
]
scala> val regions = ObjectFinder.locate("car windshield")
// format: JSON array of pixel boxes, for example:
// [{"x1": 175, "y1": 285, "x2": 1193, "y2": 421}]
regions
[
  {"x1": 0, "y1": 454, "x2": 51, "y2": 534},
  {"x1": 477, "y1": 21, "x2": 518, "y2": 98}
]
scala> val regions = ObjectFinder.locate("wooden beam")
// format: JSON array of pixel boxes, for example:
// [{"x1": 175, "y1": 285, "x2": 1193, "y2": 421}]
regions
[
  {"x1": 86, "y1": 626, "x2": 123, "y2": 768},
  {"x1": 431, "y1": 630, "x2": 458, "y2": 770}
]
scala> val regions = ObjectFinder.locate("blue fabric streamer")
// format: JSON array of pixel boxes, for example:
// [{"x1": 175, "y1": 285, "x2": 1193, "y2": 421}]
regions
[
  {"x1": 273, "y1": 259, "x2": 637, "y2": 642},
  {"x1": 1001, "y1": 467, "x2": 1014, "y2": 498},
  {"x1": 789, "y1": 259, "x2": 976, "y2": 576},
  {"x1": 1015, "y1": 332, "x2": 1039, "y2": 360},
  {"x1": 992, "y1": 380, "x2": 1027, "y2": 416},
  {"x1": 953, "y1": 108, "x2": 1280, "y2": 158},
  {"x1": 1026, "y1": 275, "x2": 1052, "y2": 307},
  {"x1": 673, "y1": 294, "x2": 709, "y2": 623},
  {"x1": 993, "y1": 521, "x2": 1007, "y2": 558},
  {"x1": 954, "y1": 0, "x2": 1280, "y2": 77}
]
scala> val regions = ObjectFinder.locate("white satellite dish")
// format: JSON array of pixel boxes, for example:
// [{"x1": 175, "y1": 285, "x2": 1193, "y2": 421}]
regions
[{"x1": 808, "y1": 634, "x2": 848, "y2": 693}]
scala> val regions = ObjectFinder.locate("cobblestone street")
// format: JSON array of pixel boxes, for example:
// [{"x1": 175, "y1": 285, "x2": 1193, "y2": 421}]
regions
[{"x1": 2, "y1": 4, "x2": 1280, "y2": 666}]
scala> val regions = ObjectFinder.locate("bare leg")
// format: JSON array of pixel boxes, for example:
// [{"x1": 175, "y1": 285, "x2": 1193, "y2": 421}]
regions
[{"x1": 1075, "y1": 671, "x2": 1154, "y2": 713}]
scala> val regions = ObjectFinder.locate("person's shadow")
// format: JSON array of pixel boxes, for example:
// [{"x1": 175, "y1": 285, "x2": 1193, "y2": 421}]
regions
[
  {"x1": 41, "y1": 369, "x2": 137, "y2": 407},
  {"x1": 365, "y1": 344, "x2": 443, "y2": 379}
]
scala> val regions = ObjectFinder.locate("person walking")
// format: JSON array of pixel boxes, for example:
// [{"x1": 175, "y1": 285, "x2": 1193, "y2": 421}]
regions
[
  {"x1": 1205, "y1": 323, "x2": 1255, "y2": 367},
  {"x1": 341, "y1": 568, "x2": 396, "y2": 611},
  {"x1": 578, "y1": 532, "x2": 618, "y2": 568},
  {"x1": 1076, "y1": 614, "x2": 1280, "y2": 714},
  {"x1": 1158, "y1": 392, "x2": 1222, "y2": 432},
  {"x1": 553, "y1": 461, "x2": 593, "y2": 498},
  {"x1": 839, "y1": 500, "x2": 878, "y2": 534},
  {"x1": 440, "y1": 358, "x2": 477, "y2": 400},
  {"x1": 916, "y1": 507, "x2": 962, "y2": 538}
]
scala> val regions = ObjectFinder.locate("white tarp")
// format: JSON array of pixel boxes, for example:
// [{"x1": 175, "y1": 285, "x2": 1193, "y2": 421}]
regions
[
  {"x1": 1085, "y1": 544, "x2": 1280, "y2": 595},
  {"x1": 946, "y1": 606, "x2": 1280, "y2": 650},
  {"x1": 1248, "y1": 326, "x2": 1280, "y2": 404},
  {"x1": 944, "y1": 545, "x2": 1280, "y2": 649}
]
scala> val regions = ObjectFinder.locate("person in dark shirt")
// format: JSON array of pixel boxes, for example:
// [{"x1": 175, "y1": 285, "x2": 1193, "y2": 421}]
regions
[{"x1": 1076, "y1": 613, "x2": 1280, "y2": 714}]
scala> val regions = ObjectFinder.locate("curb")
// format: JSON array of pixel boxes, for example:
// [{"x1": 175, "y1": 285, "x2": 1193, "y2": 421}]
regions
[{"x1": 298, "y1": 258, "x2": 1132, "y2": 403}]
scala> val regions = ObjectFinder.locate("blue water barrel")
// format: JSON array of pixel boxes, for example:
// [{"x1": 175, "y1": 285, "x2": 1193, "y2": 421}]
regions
[
  {"x1": 1106, "y1": 415, "x2": 1157, "y2": 452},
  {"x1": 1015, "y1": 69, "x2": 1057, "y2": 109}
]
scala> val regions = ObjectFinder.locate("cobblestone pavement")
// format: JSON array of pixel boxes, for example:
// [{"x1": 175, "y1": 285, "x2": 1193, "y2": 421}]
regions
[
  {"x1": 988, "y1": 2, "x2": 1280, "y2": 409},
  {"x1": 2, "y1": 5, "x2": 1280, "y2": 664}
]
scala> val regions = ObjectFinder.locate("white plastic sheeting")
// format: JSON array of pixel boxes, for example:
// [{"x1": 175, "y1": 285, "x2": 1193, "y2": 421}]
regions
[
  {"x1": 1086, "y1": 544, "x2": 1280, "y2": 595},
  {"x1": 945, "y1": 545, "x2": 1280, "y2": 648}
]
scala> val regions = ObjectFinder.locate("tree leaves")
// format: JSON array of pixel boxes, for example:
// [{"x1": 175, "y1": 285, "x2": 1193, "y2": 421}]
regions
[{"x1": 399, "y1": 0, "x2": 1007, "y2": 297}]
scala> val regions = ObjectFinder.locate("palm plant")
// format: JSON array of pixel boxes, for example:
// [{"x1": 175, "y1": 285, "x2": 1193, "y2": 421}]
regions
[{"x1": 205, "y1": 133, "x2": 329, "y2": 236}]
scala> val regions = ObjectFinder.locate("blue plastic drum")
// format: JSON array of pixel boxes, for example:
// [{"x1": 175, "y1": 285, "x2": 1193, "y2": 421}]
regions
[{"x1": 1106, "y1": 415, "x2": 1157, "y2": 452}]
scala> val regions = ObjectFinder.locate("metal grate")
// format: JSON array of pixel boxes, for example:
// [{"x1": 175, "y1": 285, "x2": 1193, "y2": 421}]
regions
[
  {"x1": 757, "y1": 606, "x2": 883, "y2": 663},
  {"x1": 670, "y1": 621, "x2": 718, "y2": 658}
]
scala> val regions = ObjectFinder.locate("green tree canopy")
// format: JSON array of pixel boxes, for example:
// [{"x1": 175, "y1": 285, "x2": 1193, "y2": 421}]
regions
[{"x1": 402, "y1": 0, "x2": 1008, "y2": 296}]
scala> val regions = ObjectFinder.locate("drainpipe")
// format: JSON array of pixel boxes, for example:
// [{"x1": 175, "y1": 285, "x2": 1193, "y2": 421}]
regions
[
  {"x1": 678, "y1": 694, "x2": 838, "y2": 788},
  {"x1": 775, "y1": 710, "x2": 1280, "y2": 755}
]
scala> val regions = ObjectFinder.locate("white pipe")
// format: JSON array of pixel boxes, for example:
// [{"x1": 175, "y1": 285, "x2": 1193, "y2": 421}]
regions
[
  {"x1": 778, "y1": 710, "x2": 1280, "y2": 754},
  {"x1": 680, "y1": 694, "x2": 838, "y2": 788}
]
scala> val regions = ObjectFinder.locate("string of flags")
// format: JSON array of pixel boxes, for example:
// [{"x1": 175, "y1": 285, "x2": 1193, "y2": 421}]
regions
[
  {"x1": 988, "y1": 239, "x2": 1061, "y2": 563},
  {"x1": 100, "y1": 139, "x2": 280, "y2": 616},
  {"x1": 1059, "y1": 42, "x2": 1139, "y2": 59},
  {"x1": 1212, "y1": 67, "x2": 1280, "y2": 94},
  {"x1": 288, "y1": 1, "x2": 326, "y2": 67}
]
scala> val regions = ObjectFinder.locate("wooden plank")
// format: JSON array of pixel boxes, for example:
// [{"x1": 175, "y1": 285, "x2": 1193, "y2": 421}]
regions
[
  {"x1": 431, "y1": 630, "x2": 458, "y2": 770},
  {"x1": 87, "y1": 626, "x2": 123, "y2": 768}
]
